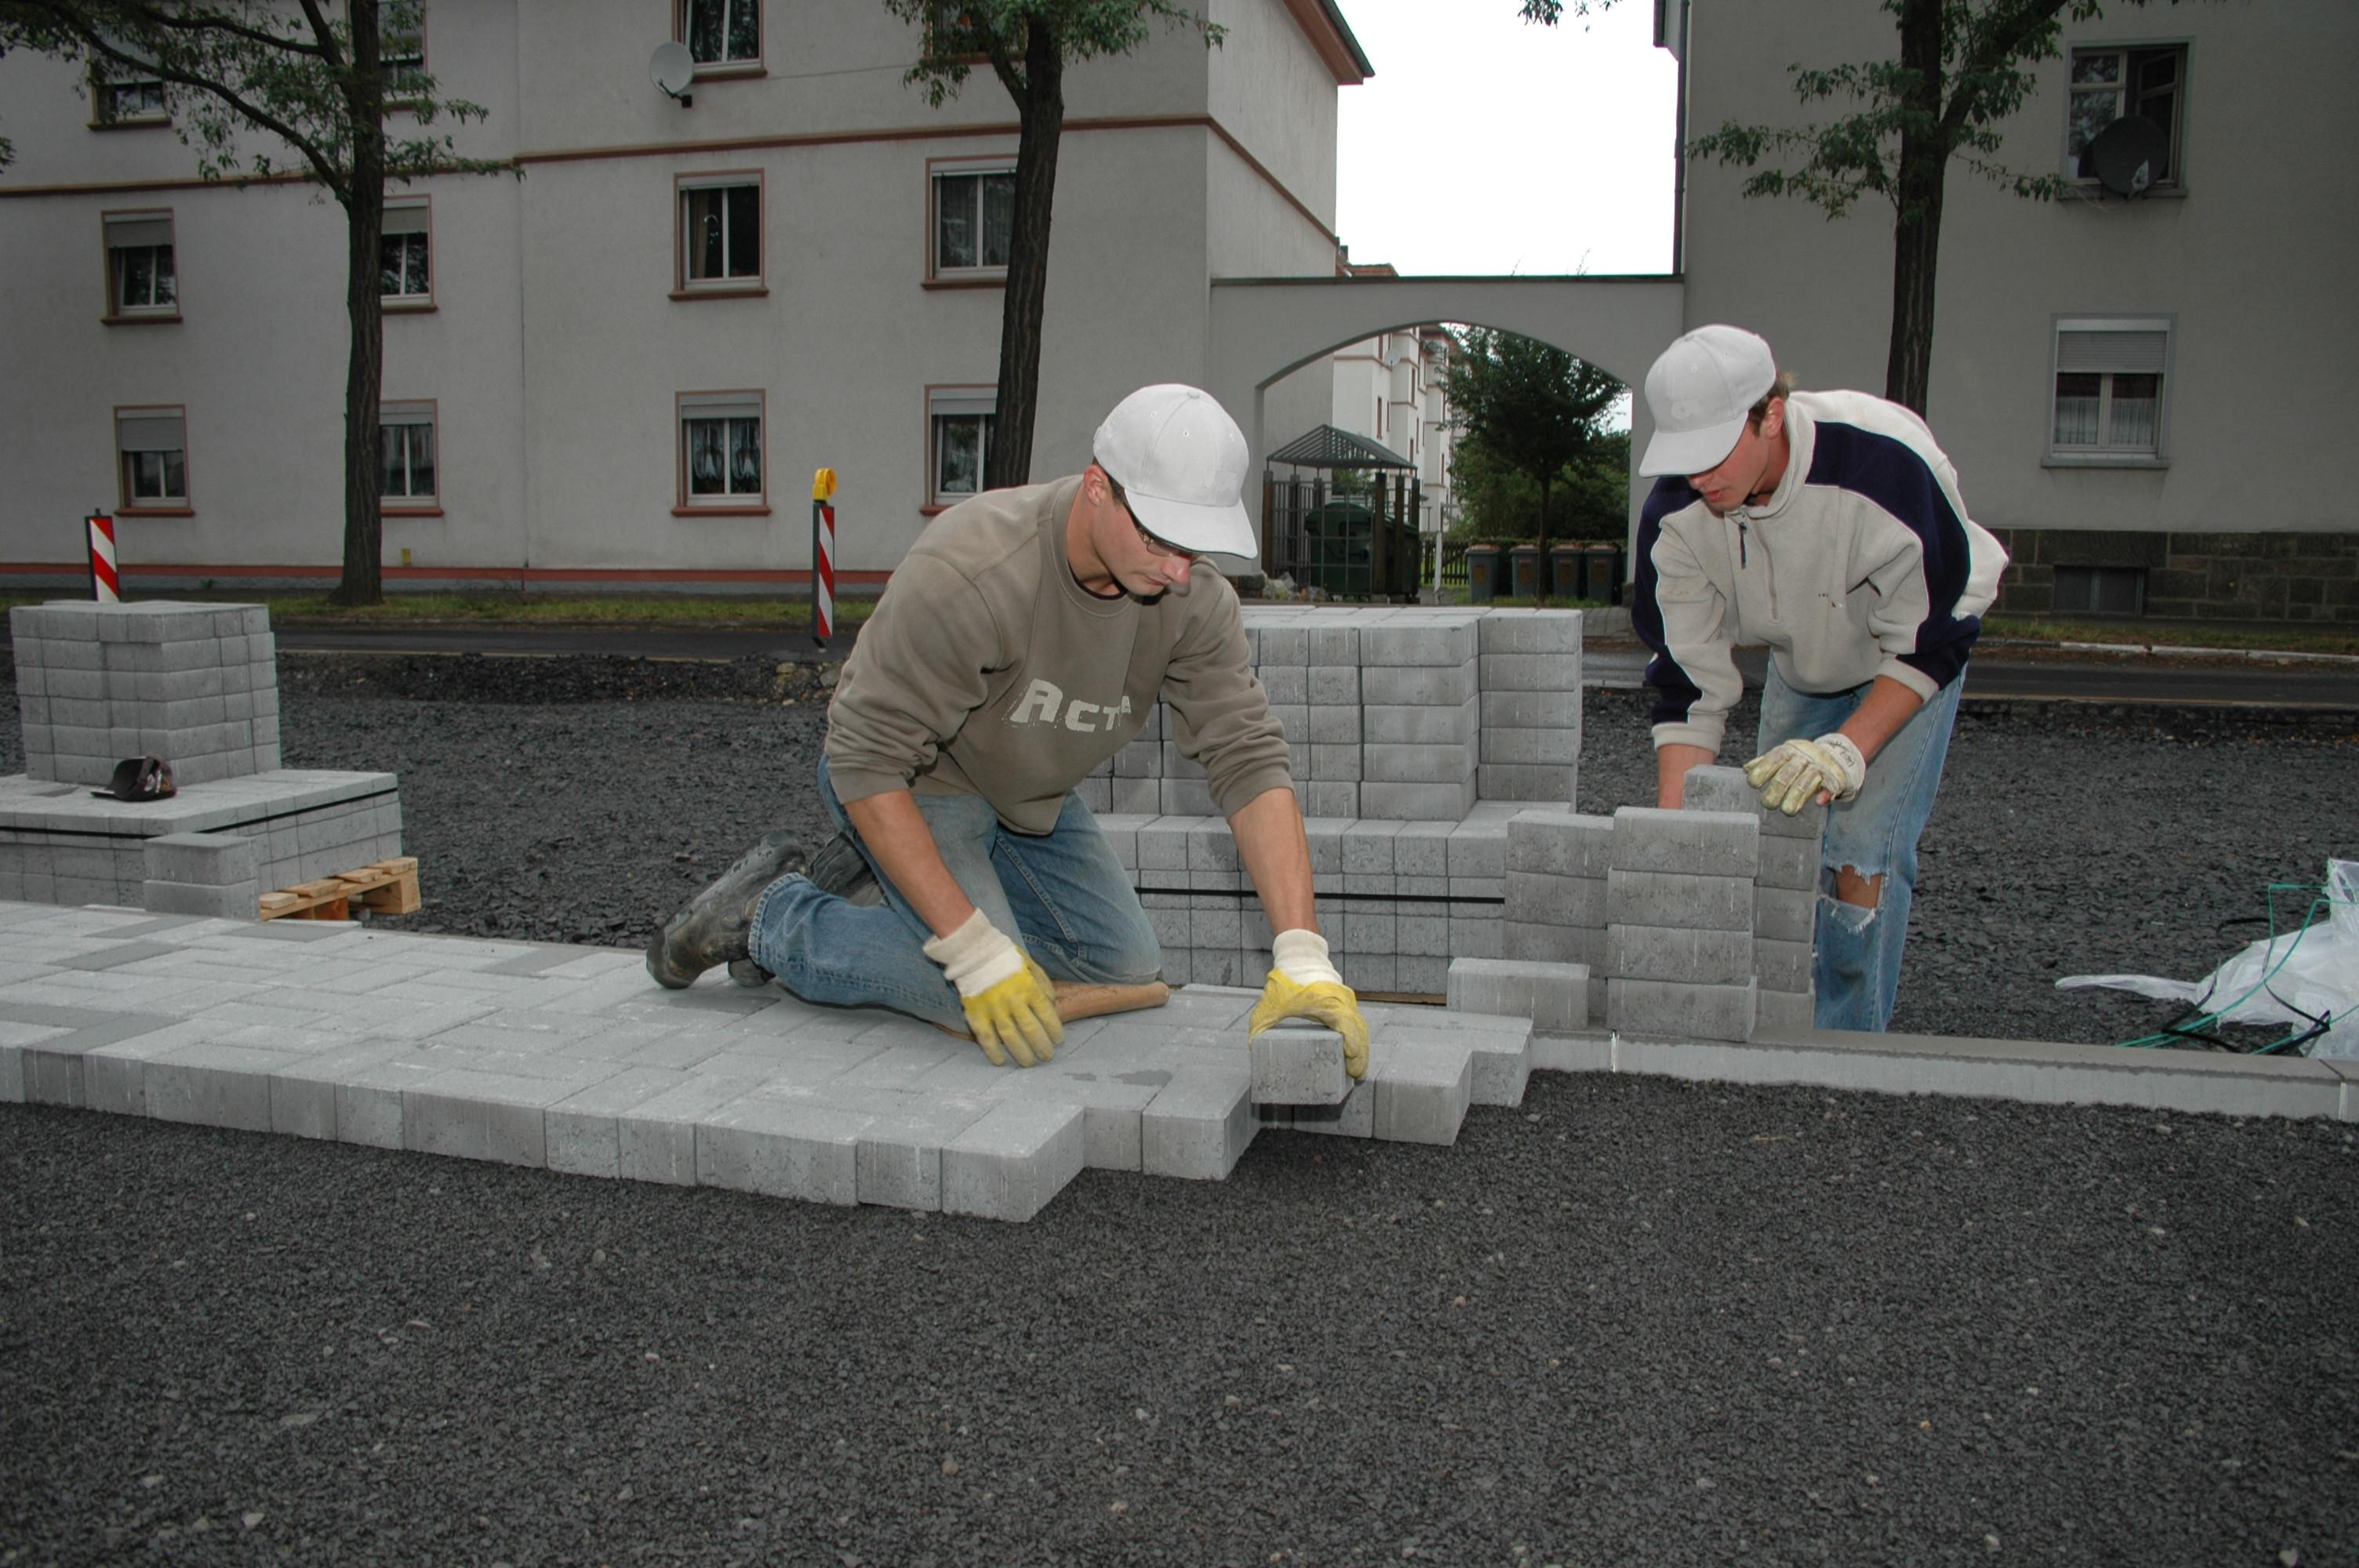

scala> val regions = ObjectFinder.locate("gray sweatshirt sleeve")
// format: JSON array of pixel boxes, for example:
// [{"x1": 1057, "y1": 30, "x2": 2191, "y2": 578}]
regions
[
  {"x1": 823, "y1": 554, "x2": 1006, "y2": 805},
  {"x1": 1639, "y1": 513, "x2": 1743, "y2": 755},
  {"x1": 1160, "y1": 575, "x2": 1292, "y2": 818}
]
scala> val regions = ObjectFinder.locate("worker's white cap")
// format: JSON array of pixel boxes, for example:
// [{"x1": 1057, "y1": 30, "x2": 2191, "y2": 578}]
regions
[
  {"x1": 1637, "y1": 325, "x2": 1779, "y2": 477},
  {"x1": 1092, "y1": 384, "x2": 1256, "y2": 558}
]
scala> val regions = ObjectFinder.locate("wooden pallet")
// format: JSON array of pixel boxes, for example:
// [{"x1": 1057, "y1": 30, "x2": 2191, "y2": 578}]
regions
[{"x1": 258, "y1": 856, "x2": 421, "y2": 922}]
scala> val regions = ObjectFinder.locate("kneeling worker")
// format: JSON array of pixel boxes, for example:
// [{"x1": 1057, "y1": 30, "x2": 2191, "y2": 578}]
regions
[
  {"x1": 648, "y1": 383, "x2": 1368, "y2": 1075},
  {"x1": 1633, "y1": 325, "x2": 2007, "y2": 1032}
]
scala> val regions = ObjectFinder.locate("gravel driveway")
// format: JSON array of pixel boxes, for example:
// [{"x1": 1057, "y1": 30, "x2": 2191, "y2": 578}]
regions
[{"x1": 2, "y1": 655, "x2": 2353, "y2": 1567}]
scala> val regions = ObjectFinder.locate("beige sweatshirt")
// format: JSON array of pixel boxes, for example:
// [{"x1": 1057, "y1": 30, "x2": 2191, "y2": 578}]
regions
[{"x1": 823, "y1": 474, "x2": 1292, "y2": 835}]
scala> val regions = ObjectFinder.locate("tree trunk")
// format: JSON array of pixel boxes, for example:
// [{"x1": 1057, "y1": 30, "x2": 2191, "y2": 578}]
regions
[
  {"x1": 330, "y1": 0, "x2": 388, "y2": 606},
  {"x1": 984, "y1": 19, "x2": 1063, "y2": 492},
  {"x1": 1883, "y1": 0, "x2": 1946, "y2": 416}
]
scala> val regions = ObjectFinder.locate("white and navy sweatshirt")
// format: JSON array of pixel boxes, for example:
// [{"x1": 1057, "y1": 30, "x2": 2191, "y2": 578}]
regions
[{"x1": 1634, "y1": 389, "x2": 2009, "y2": 755}]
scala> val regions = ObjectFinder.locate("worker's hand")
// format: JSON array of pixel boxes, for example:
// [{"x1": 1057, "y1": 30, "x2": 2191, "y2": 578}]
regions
[
  {"x1": 1742, "y1": 731, "x2": 1866, "y2": 815},
  {"x1": 1249, "y1": 929, "x2": 1369, "y2": 1080},
  {"x1": 921, "y1": 910, "x2": 1062, "y2": 1067}
]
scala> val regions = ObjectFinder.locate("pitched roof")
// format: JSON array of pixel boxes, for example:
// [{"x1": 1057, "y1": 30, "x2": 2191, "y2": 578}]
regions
[{"x1": 1265, "y1": 424, "x2": 1416, "y2": 470}]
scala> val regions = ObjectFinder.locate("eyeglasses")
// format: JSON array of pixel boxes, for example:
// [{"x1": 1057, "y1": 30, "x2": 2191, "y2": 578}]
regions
[{"x1": 1107, "y1": 477, "x2": 1199, "y2": 563}]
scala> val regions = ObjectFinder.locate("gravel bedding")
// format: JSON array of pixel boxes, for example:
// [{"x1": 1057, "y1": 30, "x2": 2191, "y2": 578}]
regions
[{"x1": 2, "y1": 656, "x2": 2356, "y2": 1567}]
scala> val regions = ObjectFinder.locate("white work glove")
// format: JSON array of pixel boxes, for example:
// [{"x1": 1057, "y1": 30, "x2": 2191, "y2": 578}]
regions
[
  {"x1": 921, "y1": 909, "x2": 1061, "y2": 1067},
  {"x1": 1742, "y1": 731, "x2": 1866, "y2": 815},
  {"x1": 1247, "y1": 929, "x2": 1369, "y2": 1080}
]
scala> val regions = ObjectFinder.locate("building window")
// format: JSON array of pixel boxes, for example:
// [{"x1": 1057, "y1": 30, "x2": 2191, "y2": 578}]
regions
[
  {"x1": 2066, "y1": 43, "x2": 2185, "y2": 188},
  {"x1": 677, "y1": 174, "x2": 762, "y2": 292},
  {"x1": 930, "y1": 160, "x2": 1014, "y2": 278},
  {"x1": 91, "y1": 60, "x2": 168, "y2": 125},
  {"x1": 380, "y1": 201, "x2": 431, "y2": 304},
  {"x1": 115, "y1": 407, "x2": 189, "y2": 509},
  {"x1": 682, "y1": 0, "x2": 760, "y2": 67},
  {"x1": 382, "y1": 6, "x2": 428, "y2": 96},
  {"x1": 928, "y1": 387, "x2": 995, "y2": 506},
  {"x1": 679, "y1": 392, "x2": 765, "y2": 509},
  {"x1": 2049, "y1": 316, "x2": 2171, "y2": 464},
  {"x1": 380, "y1": 402, "x2": 438, "y2": 506},
  {"x1": 103, "y1": 210, "x2": 178, "y2": 319},
  {"x1": 2053, "y1": 565, "x2": 2146, "y2": 616}
]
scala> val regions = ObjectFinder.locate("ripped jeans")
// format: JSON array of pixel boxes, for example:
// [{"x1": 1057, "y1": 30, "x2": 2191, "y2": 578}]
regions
[
  {"x1": 1757, "y1": 665, "x2": 1964, "y2": 1032},
  {"x1": 745, "y1": 757, "x2": 1165, "y2": 1033}
]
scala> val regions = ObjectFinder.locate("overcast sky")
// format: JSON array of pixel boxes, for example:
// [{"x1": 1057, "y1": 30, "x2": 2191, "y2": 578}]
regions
[{"x1": 1333, "y1": 0, "x2": 1678, "y2": 277}]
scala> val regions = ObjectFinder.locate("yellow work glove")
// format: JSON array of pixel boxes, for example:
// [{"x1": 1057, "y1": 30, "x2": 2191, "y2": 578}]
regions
[
  {"x1": 1742, "y1": 731, "x2": 1866, "y2": 815},
  {"x1": 1249, "y1": 928, "x2": 1369, "y2": 1080},
  {"x1": 921, "y1": 909, "x2": 1061, "y2": 1067}
]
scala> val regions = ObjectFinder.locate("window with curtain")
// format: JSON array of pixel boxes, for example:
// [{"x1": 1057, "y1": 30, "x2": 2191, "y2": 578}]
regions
[
  {"x1": 685, "y1": 0, "x2": 760, "y2": 65},
  {"x1": 929, "y1": 389, "x2": 995, "y2": 505},
  {"x1": 682, "y1": 180, "x2": 761, "y2": 285},
  {"x1": 2066, "y1": 43, "x2": 2186, "y2": 187},
  {"x1": 2050, "y1": 318, "x2": 2171, "y2": 461},
  {"x1": 92, "y1": 60, "x2": 167, "y2": 124},
  {"x1": 380, "y1": 405, "x2": 438, "y2": 502},
  {"x1": 382, "y1": 9, "x2": 428, "y2": 96},
  {"x1": 104, "y1": 212, "x2": 177, "y2": 316},
  {"x1": 380, "y1": 203, "x2": 431, "y2": 299},
  {"x1": 932, "y1": 166, "x2": 1015, "y2": 274},
  {"x1": 682, "y1": 394, "x2": 765, "y2": 504},
  {"x1": 116, "y1": 408, "x2": 188, "y2": 505}
]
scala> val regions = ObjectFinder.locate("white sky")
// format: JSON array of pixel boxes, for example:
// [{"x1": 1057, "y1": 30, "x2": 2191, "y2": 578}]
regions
[{"x1": 1332, "y1": 1, "x2": 1679, "y2": 277}]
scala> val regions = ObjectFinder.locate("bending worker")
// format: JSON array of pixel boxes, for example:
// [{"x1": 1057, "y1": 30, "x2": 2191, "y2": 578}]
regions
[
  {"x1": 647, "y1": 383, "x2": 1368, "y2": 1076},
  {"x1": 1633, "y1": 325, "x2": 2007, "y2": 1032}
]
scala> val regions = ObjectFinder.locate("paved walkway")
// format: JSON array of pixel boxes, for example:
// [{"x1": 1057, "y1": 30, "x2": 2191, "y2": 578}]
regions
[{"x1": 0, "y1": 902, "x2": 1527, "y2": 1221}]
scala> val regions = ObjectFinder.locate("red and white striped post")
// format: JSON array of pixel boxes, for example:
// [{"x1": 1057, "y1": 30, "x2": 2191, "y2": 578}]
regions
[
  {"x1": 810, "y1": 466, "x2": 837, "y2": 648},
  {"x1": 86, "y1": 510, "x2": 121, "y2": 603}
]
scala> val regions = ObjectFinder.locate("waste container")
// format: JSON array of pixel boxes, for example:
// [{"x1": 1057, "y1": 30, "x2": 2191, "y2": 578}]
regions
[
  {"x1": 1509, "y1": 545, "x2": 1542, "y2": 599},
  {"x1": 1549, "y1": 545, "x2": 1585, "y2": 601},
  {"x1": 1586, "y1": 542, "x2": 1626, "y2": 605},
  {"x1": 1464, "y1": 543, "x2": 1502, "y2": 603}
]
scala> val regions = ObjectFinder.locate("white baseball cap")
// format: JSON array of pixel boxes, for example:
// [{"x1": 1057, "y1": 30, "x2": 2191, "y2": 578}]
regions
[
  {"x1": 1637, "y1": 325, "x2": 1779, "y2": 477},
  {"x1": 1091, "y1": 384, "x2": 1256, "y2": 558}
]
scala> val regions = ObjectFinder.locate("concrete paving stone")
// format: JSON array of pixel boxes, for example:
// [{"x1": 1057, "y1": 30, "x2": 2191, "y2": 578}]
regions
[
  {"x1": 1390, "y1": 954, "x2": 1445, "y2": 994},
  {"x1": 1012, "y1": 1070, "x2": 1167, "y2": 1171},
  {"x1": 1363, "y1": 700, "x2": 1478, "y2": 746},
  {"x1": 1359, "y1": 780, "x2": 1478, "y2": 820},
  {"x1": 1755, "y1": 833, "x2": 1823, "y2": 891},
  {"x1": 1190, "y1": 905, "x2": 1244, "y2": 950},
  {"x1": 1754, "y1": 885, "x2": 1817, "y2": 943},
  {"x1": 1477, "y1": 610, "x2": 1583, "y2": 655},
  {"x1": 1389, "y1": 1016, "x2": 1532, "y2": 1106},
  {"x1": 1307, "y1": 625, "x2": 1359, "y2": 667},
  {"x1": 1754, "y1": 937, "x2": 1814, "y2": 993},
  {"x1": 1505, "y1": 920, "x2": 1585, "y2": 965},
  {"x1": 1396, "y1": 910, "x2": 1449, "y2": 957},
  {"x1": 849, "y1": 1095, "x2": 997, "y2": 1210},
  {"x1": 1363, "y1": 742, "x2": 1477, "y2": 785},
  {"x1": 53, "y1": 938, "x2": 185, "y2": 973},
  {"x1": 253, "y1": 1039, "x2": 416, "y2": 1142},
  {"x1": 1606, "y1": 924, "x2": 1755, "y2": 985},
  {"x1": 941, "y1": 1098, "x2": 1088, "y2": 1221},
  {"x1": 1307, "y1": 743, "x2": 1364, "y2": 782},
  {"x1": 1259, "y1": 665, "x2": 1307, "y2": 706},
  {"x1": 1359, "y1": 661, "x2": 1478, "y2": 707},
  {"x1": 833, "y1": 1042, "x2": 969, "y2": 1091},
  {"x1": 1507, "y1": 811, "x2": 1617, "y2": 878},
  {"x1": 1446, "y1": 821, "x2": 1508, "y2": 880},
  {"x1": 1248, "y1": 1021, "x2": 1350, "y2": 1105},
  {"x1": 1481, "y1": 689, "x2": 1579, "y2": 730},
  {"x1": 143, "y1": 879, "x2": 260, "y2": 920},
  {"x1": 1507, "y1": 869, "x2": 1607, "y2": 930},
  {"x1": 604, "y1": 1073, "x2": 766, "y2": 1184},
  {"x1": 143, "y1": 1040, "x2": 294, "y2": 1132},
  {"x1": 1611, "y1": 806, "x2": 1761, "y2": 878},
  {"x1": 1681, "y1": 764, "x2": 1828, "y2": 840},
  {"x1": 1754, "y1": 988, "x2": 1816, "y2": 1034},
  {"x1": 1481, "y1": 763, "x2": 1580, "y2": 804},
  {"x1": 1140, "y1": 1056, "x2": 1256, "y2": 1179},
  {"x1": 1448, "y1": 916, "x2": 1503, "y2": 960},
  {"x1": 1372, "y1": 1039, "x2": 1473, "y2": 1145},
  {"x1": 1361, "y1": 621, "x2": 1478, "y2": 667},
  {"x1": 1307, "y1": 704, "x2": 1364, "y2": 745},
  {"x1": 1478, "y1": 652, "x2": 1582, "y2": 693},
  {"x1": 1607, "y1": 868, "x2": 1755, "y2": 931},
  {"x1": 1300, "y1": 782, "x2": 1358, "y2": 818},
  {"x1": 1530, "y1": 1028, "x2": 1614, "y2": 1073},
  {"x1": 1448, "y1": 956, "x2": 1590, "y2": 1033},
  {"x1": 696, "y1": 1093, "x2": 872, "y2": 1205},
  {"x1": 1608, "y1": 976, "x2": 1759, "y2": 1042},
  {"x1": 1481, "y1": 726, "x2": 1583, "y2": 768}
]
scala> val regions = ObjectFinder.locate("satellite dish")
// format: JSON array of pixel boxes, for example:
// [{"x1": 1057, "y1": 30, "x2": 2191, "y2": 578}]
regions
[
  {"x1": 2085, "y1": 114, "x2": 2168, "y2": 197},
  {"x1": 649, "y1": 40, "x2": 696, "y2": 107}
]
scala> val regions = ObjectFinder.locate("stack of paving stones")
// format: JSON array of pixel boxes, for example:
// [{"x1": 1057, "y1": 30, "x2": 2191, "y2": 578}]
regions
[
  {"x1": 0, "y1": 905, "x2": 1535, "y2": 1221},
  {"x1": 1072, "y1": 607, "x2": 1582, "y2": 996},
  {"x1": 1454, "y1": 786, "x2": 1826, "y2": 1044},
  {"x1": 3, "y1": 601, "x2": 402, "y2": 916}
]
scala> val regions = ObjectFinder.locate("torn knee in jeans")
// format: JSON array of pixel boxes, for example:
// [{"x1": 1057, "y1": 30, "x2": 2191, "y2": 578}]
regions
[{"x1": 1831, "y1": 862, "x2": 1885, "y2": 909}]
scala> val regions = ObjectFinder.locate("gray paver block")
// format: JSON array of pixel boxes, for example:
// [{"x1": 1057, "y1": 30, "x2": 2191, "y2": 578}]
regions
[
  {"x1": 147, "y1": 829, "x2": 260, "y2": 889},
  {"x1": 144, "y1": 1042, "x2": 282, "y2": 1133},
  {"x1": 1141, "y1": 1058, "x2": 1255, "y2": 1179},
  {"x1": 1755, "y1": 833, "x2": 1823, "y2": 891},
  {"x1": 1372, "y1": 1040, "x2": 1472, "y2": 1145},
  {"x1": 697, "y1": 1094, "x2": 872, "y2": 1205},
  {"x1": 1681, "y1": 764, "x2": 1827, "y2": 839},
  {"x1": 1608, "y1": 976, "x2": 1758, "y2": 1042},
  {"x1": 1506, "y1": 870, "x2": 1607, "y2": 929},
  {"x1": 1507, "y1": 811, "x2": 1616, "y2": 877},
  {"x1": 1611, "y1": 806, "x2": 1761, "y2": 877},
  {"x1": 1605, "y1": 924, "x2": 1755, "y2": 985},
  {"x1": 545, "y1": 1066, "x2": 696, "y2": 1178},
  {"x1": 1755, "y1": 936, "x2": 1813, "y2": 993},
  {"x1": 941, "y1": 1098, "x2": 1087, "y2": 1221},
  {"x1": 1755, "y1": 885, "x2": 1816, "y2": 942},
  {"x1": 1248, "y1": 1022, "x2": 1350, "y2": 1106},
  {"x1": 616, "y1": 1073, "x2": 767, "y2": 1185},
  {"x1": 1754, "y1": 988, "x2": 1817, "y2": 1034},
  {"x1": 1607, "y1": 869, "x2": 1754, "y2": 931},
  {"x1": 1447, "y1": 956, "x2": 1590, "y2": 1033}
]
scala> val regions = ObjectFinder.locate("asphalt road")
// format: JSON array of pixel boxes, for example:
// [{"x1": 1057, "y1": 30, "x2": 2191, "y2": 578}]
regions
[{"x1": 271, "y1": 623, "x2": 2359, "y2": 710}]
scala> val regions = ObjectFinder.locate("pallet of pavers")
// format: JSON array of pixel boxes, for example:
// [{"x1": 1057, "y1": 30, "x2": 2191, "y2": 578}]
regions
[{"x1": 0, "y1": 904, "x2": 1533, "y2": 1222}]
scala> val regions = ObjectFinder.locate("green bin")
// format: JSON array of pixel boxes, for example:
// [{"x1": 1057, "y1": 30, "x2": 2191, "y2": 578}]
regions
[
  {"x1": 1509, "y1": 545, "x2": 1542, "y2": 599},
  {"x1": 1464, "y1": 543, "x2": 1502, "y2": 603}
]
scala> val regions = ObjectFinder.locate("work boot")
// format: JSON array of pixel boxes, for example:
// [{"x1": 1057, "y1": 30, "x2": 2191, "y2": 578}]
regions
[
  {"x1": 646, "y1": 831, "x2": 805, "y2": 989},
  {"x1": 726, "y1": 831, "x2": 878, "y2": 987}
]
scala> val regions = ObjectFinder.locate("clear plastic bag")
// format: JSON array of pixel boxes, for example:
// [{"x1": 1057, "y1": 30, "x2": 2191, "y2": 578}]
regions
[{"x1": 2056, "y1": 859, "x2": 2359, "y2": 1058}]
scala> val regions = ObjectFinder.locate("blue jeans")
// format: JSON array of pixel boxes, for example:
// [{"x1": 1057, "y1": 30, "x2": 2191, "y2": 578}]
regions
[
  {"x1": 1756, "y1": 665, "x2": 1964, "y2": 1033},
  {"x1": 746, "y1": 757, "x2": 1164, "y2": 1032}
]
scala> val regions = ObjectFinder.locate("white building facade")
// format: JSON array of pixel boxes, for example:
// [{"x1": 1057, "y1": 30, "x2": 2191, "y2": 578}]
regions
[{"x1": 0, "y1": 0, "x2": 1366, "y2": 588}]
